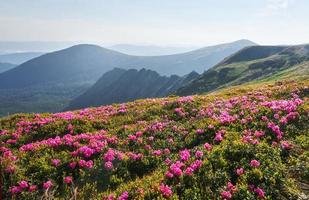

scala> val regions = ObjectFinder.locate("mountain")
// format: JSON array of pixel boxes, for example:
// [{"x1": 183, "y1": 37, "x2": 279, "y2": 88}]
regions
[
  {"x1": 0, "y1": 62, "x2": 16, "y2": 73},
  {"x1": 1, "y1": 79, "x2": 308, "y2": 199},
  {"x1": 176, "y1": 44, "x2": 309, "y2": 96},
  {"x1": 0, "y1": 39, "x2": 255, "y2": 89},
  {"x1": 0, "y1": 40, "x2": 255, "y2": 116},
  {"x1": 0, "y1": 52, "x2": 44, "y2": 64},
  {"x1": 108, "y1": 44, "x2": 198, "y2": 56},
  {"x1": 0, "y1": 45, "x2": 131, "y2": 89},
  {"x1": 67, "y1": 68, "x2": 199, "y2": 110}
]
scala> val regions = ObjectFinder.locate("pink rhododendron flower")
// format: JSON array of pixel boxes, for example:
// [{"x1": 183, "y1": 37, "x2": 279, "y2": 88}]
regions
[
  {"x1": 43, "y1": 181, "x2": 53, "y2": 189},
  {"x1": 254, "y1": 187, "x2": 265, "y2": 198},
  {"x1": 196, "y1": 129, "x2": 204, "y2": 134},
  {"x1": 185, "y1": 167, "x2": 194, "y2": 176},
  {"x1": 165, "y1": 171, "x2": 174, "y2": 179},
  {"x1": 28, "y1": 185, "x2": 37, "y2": 192},
  {"x1": 214, "y1": 133, "x2": 223, "y2": 142},
  {"x1": 153, "y1": 150, "x2": 162, "y2": 156},
  {"x1": 103, "y1": 149, "x2": 115, "y2": 161},
  {"x1": 69, "y1": 162, "x2": 77, "y2": 169},
  {"x1": 52, "y1": 159, "x2": 61, "y2": 166},
  {"x1": 18, "y1": 180, "x2": 28, "y2": 189},
  {"x1": 104, "y1": 161, "x2": 113, "y2": 170},
  {"x1": 236, "y1": 167, "x2": 244, "y2": 175},
  {"x1": 227, "y1": 182, "x2": 237, "y2": 193},
  {"x1": 179, "y1": 149, "x2": 190, "y2": 161},
  {"x1": 64, "y1": 176, "x2": 72, "y2": 184},
  {"x1": 118, "y1": 191, "x2": 129, "y2": 200},
  {"x1": 250, "y1": 160, "x2": 260, "y2": 168},
  {"x1": 204, "y1": 143, "x2": 212, "y2": 151},
  {"x1": 159, "y1": 184, "x2": 173, "y2": 197},
  {"x1": 221, "y1": 190, "x2": 232, "y2": 199},
  {"x1": 195, "y1": 150, "x2": 203, "y2": 158},
  {"x1": 78, "y1": 159, "x2": 93, "y2": 168},
  {"x1": 10, "y1": 186, "x2": 22, "y2": 194},
  {"x1": 281, "y1": 141, "x2": 292, "y2": 149},
  {"x1": 5, "y1": 165, "x2": 15, "y2": 173}
]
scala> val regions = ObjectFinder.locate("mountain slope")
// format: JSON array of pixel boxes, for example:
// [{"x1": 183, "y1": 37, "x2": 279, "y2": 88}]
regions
[
  {"x1": 1, "y1": 80, "x2": 308, "y2": 199},
  {"x1": 0, "y1": 52, "x2": 44, "y2": 64},
  {"x1": 0, "y1": 45, "x2": 132, "y2": 89},
  {"x1": 0, "y1": 62, "x2": 16, "y2": 73},
  {"x1": 0, "y1": 40, "x2": 255, "y2": 89},
  {"x1": 176, "y1": 44, "x2": 309, "y2": 96},
  {"x1": 67, "y1": 68, "x2": 199, "y2": 110}
]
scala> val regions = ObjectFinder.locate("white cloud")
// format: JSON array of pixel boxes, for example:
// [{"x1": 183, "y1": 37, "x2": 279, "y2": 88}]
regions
[{"x1": 258, "y1": 0, "x2": 295, "y2": 16}]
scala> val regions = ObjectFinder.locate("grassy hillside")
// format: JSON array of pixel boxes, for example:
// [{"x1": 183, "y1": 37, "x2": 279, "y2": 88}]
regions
[
  {"x1": 177, "y1": 45, "x2": 309, "y2": 96},
  {"x1": 0, "y1": 79, "x2": 308, "y2": 199}
]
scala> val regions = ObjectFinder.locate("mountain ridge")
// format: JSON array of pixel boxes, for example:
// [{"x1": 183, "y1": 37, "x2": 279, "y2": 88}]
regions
[
  {"x1": 66, "y1": 68, "x2": 199, "y2": 110},
  {"x1": 176, "y1": 44, "x2": 309, "y2": 96}
]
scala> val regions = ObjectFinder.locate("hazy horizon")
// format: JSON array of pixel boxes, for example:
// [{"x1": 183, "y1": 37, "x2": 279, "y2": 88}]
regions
[{"x1": 0, "y1": 0, "x2": 308, "y2": 47}]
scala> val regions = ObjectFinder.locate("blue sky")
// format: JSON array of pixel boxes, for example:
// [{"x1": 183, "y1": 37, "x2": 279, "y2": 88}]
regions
[{"x1": 0, "y1": 0, "x2": 308, "y2": 46}]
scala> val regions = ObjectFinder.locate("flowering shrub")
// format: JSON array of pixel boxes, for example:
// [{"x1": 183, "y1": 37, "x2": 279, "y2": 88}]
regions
[{"x1": 0, "y1": 80, "x2": 308, "y2": 199}]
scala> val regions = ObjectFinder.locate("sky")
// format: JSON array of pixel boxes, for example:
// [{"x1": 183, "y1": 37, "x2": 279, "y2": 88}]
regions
[{"x1": 0, "y1": 0, "x2": 308, "y2": 46}]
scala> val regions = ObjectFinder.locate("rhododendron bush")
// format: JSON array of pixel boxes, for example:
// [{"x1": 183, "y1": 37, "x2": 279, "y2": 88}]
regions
[{"x1": 0, "y1": 81, "x2": 308, "y2": 199}]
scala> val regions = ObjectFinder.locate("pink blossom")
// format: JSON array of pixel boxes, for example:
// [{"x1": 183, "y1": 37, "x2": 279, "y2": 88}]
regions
[
  {"x1": 227, "y1": 182, "x2": 237, "y2": 192},
  {"x1": 103, "y1": 149, "x2": 115, "y2": 161},
  {"x1": 52, "y1": 159, "x2": 61, "y2": 166},
  {"x1": 204, "y1": 143, "x2": 212, "y2": 151},
  {"x1": 153, "y1": 150, "x2": 162, "y2": 156},
  {"x1": 281, "y1": 141, "x2": 292, "y2": 149},
  {"x1": 208, "y1": 124, "x2": 215, "y2": 129},
  {"x1": 190, "y1": 160, "x2": 202, "y2": 170},
  {"x1": 118, "y1": 191, "x2": 129, "y2": 200},
  {"x1": 43, "y1": 180, "x2": 53, "y2": 189},
  {"x1": 10, "y1": 186, "x2": 22, "y2": 194},
  {"x1": 165, "y1": 171, "x2": 174, "y2": 179},
  {"x1": 28, "y1": 185, "x2": 37, "y2": 192},
  {"x1": 196, "y1": 129, "x2": 204, "y2": 134},
  {"x1": 214, "y1": 133, "x2": 223, "y2": 142},
  {"x1": 195, "y1": 150, "x2": 203, "y2": 158},
  {"x1": 164, "y1": 158, "x2": 171, "y2": 165},
  {"x1": 5, "y1": 165, "x2": 15, "y2": 173},
  {"x1": 179, "y1": 149, "x2": 190, "y2": 161},
  {"x1": 221, "y1": 190, "x2": 232, "y2": 199},
  {"x1": 18, "y1": 180, "x2": 28, "y2": 189},
  {"x1": 250, "y1": 160, "x2": 260, "y2": 168},
  {"x1": 236, "y1": 168, "x2": 244, "y2": 175},
  {"x1": 159, "y1": 184, "x2": 173, "y2": 197},
  {"x1": 79, "y1": 159, "x2": 93, "y2": 168},
  {"x1": 185, "y1": 167, "x2": 194, "y2": 176},
  {"x1": 104, "y1": 161, "x2": 113, "y2": 170},
  {"x1": 69, "y1": 162, "x2": 77, "y2": 169},
  {"x1": 128, "y1": 134, "x2": 137, "y2": 141},
  {"x1": 164, "y1": 148, "x2": 171, "y2": 154},
  {"x1": 64, "y1": 176, "x2": 73, "y2": 184},
  {"x1": 254, "y1": 187, "x2": 265, "y2": 198}
]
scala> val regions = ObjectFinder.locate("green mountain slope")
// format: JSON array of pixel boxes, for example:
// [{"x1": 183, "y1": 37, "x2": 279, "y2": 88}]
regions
[
  {"x1": 176, "y1": 44, "x2": 309, "y2": 96},
  {"x1": 0, "y1": 80, "x2": 308, "y2": 199}
]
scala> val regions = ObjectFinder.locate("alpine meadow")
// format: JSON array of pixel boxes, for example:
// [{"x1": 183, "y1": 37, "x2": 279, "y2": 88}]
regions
[{"x1": 0, "y1": 1, "x2": 308, "y2": 199}]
